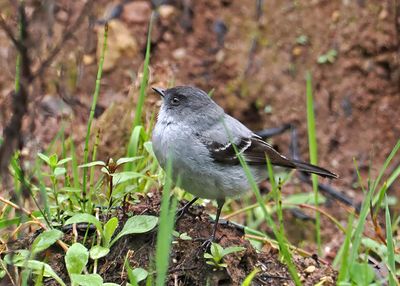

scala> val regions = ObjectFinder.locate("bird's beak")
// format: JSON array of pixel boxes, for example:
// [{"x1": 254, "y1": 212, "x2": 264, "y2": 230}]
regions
[{"x1": 152, "y1": 87, "x2": 165, "y2": 98}]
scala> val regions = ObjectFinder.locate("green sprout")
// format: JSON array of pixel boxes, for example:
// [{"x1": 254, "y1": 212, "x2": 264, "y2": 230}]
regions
[{"x1": 204, "y1": 243, "x2": 245, "y2": 269}]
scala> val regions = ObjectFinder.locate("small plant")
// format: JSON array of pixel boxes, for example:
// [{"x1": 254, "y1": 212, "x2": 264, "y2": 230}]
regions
[
  {"x1": 204, "y1": 243, "x2": 245, "y2": 269},
  {"x1": 296, "y1": 34, "x2": 309, "y2": 45},
  {"x1": 79, "y1": 156, "x2": 143, "y2": 208},
  {"x1": 317, "y1": 49, "x2": 337, "y2": 64}
]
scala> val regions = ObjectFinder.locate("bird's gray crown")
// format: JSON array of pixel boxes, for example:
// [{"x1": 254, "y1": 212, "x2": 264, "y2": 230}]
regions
[{"x1": 153, "y1": 85, "x2": 224, "y2": 127}]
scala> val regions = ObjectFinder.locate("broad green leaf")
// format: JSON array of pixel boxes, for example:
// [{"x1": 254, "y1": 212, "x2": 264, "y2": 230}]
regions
[
  {"x1": 89, "y1": 245, "x2": 109, "y2": 260},
  {"x1": 31, "y1": 229, "x2": 63, "y2": 255},
  {"x1": 116, "y1": 156, "x2": 143, "y2": 167},
  {"x1": 103, "y1": 217, "x2": 118, "y2": 247},
  {"x1": 64, "y1": 214, "x2": 102, "y2": 234},
  {"x1": 131, "y1": 267, "x2": 148, "y2": 283},
  {"x1": 110, "y1": 215, "x2": 158, "y2": 247},
  {"x1": 78, "y1": 161, "x2": 106, "y2": 168},
  {"x1": 103, "y1": 284, "x2": 120, "y2": 286},
  {"x1": 54, "y1": 167, "x2": 66, "y2": 177},
  {"x1": 350, "y1": 262, "x2": 375, "y2": 285},
  {"x1": 57, "y1": 157, "x2": 72, "y2": 166},
  {"x1": 71, "y1": 273, "x2": 102, "y2": 286},
  {"x1": 65, "y1": 243, "x2": 89, "y2": 275},
  {"x1": 37, "y1": 153, "x2": 50, "y2": 165}
]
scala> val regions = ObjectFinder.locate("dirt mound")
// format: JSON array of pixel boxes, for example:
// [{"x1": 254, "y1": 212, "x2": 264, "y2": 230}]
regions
[{"x1": 6, "y1": 191, "x2": 336, "y2": 286}]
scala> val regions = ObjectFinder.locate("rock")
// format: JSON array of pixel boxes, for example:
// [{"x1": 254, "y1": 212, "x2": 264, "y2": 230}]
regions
[
  {"x1": 158, "y1": 5, "x2": 176, "y2": 21},
  {"x1": 97, "y1": 20, "x2": 138, "y2": 71},
  {"x1": 304, "y1": 265, "x2": 316, "y2": 274},
  {"x1": 172, "y1": 48, "x2": 186, "y2": 60},
  {"x1": 122, "y1": 1, "x2": 152, "y2": 24}
]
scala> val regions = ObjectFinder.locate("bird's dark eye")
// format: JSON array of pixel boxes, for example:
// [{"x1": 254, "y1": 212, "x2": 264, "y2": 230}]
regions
[{"x1": 170, "y1": 96, "x2": 180, "y2": 106}]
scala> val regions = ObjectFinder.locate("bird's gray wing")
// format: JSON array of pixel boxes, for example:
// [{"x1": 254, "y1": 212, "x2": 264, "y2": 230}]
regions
[{"x1": 199, "y1": 115, "x2": 296, "y2": 168}]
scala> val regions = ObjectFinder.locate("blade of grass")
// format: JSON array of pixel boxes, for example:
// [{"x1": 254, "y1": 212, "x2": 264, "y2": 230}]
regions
[
  {"x1": 226, "y1": 132, "x2": 301, "y2": 285},
  {"x1": 155, "y1": 156, "x2": 178, "y2": 286},
  {"x1": 305, "y1": 71, "x2": 321, "y2": 254},
  {"x1": 385, "y1": 195, "x2": 396, "y2": 286},
  {"x1": 372, "y1": 140, "x2": 400, "y2": 204},
  {"x1": 346, "y1": 159, "x2": 374, "y2": 280},
  {"x1": 132, "y1": 12, "x2": 155, "y2": 129},
  {"x1": 336, "y1": 213, "x2": 354, "y2": 281},
  {"x1": 82, "y1": 23, "x2": 108, "y2": 210}
]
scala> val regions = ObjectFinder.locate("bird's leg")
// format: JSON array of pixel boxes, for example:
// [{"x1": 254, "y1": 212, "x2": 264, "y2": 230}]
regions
[
  {"x1": 201, "y1": 199, "x2": 224, "y2": 250},
  {"x1": 176, "y1": 197, "x2": 199, "y2": 220}
]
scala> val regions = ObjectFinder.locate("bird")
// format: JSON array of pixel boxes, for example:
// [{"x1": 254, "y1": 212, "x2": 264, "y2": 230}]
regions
[{"x1": 151, "y1": 86, "x2": 338, "y2": 246}]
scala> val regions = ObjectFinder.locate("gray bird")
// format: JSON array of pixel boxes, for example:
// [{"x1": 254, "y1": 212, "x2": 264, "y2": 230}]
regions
[{"x1": 152, "y1": 86, "x2": 337, "y2": 245}]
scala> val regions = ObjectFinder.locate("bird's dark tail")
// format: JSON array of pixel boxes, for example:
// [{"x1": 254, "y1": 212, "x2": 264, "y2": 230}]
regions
[{"x1": 291, "y1": 159, "x2": 338, "y2": 179}]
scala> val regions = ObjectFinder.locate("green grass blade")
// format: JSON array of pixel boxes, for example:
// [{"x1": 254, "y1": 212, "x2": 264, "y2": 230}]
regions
[
  {"x1": 222, "y1": 122, "x2": 301, "y2": 285},
  {"x1": 82, "y1": 23, "x2": 108, "y2": 209},
  {"x1": 347, "y1": 159, "x2": 374, "y2": 279},
  {"x1": 385, "y1": 196, "x2": 396, "y2": 286},
  {"x1": 155, "y1": 157, "x2": 178, "y2": 286},
  {"x1": 305, "y1": 71, "x2": 321, "y2": 253},
  {"x1": 336, "y1": 213, "x2": 354, "y2": 282},
  {"x1": 132, "y1": 13, "x2": 155, "y2": 129}
]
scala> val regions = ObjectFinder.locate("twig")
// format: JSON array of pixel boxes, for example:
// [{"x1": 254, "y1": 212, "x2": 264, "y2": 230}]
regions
[
  {"x1": 0, "y1": 195, "x2": 69, "y2": 252},
  {"x1": 244, "y1": 234, "x2": 330, "y2": 265}
]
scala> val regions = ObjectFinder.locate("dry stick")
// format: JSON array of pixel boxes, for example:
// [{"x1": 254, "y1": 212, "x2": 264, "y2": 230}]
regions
[
  {"x1": 0, "y1": 195, "x2": 69, "y2": 252},
  {"x1": 244, "y1": 233, "x2": 330, "y2": 265}
]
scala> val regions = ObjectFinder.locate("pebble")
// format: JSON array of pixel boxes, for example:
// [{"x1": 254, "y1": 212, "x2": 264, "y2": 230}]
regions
[{"x1": 304, "y1": 265, "x2": 316, "y2": 274}]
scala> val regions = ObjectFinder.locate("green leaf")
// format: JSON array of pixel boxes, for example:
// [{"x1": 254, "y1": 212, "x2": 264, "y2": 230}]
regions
[
  {"x1": 349, "y1": 262, "x2": 375, "y2": 285},
  {"x1": 0, "y1": 217, "x2": 21, "y2": 229},
  {"x1": 241, "y1": 268, "x2": 260, "y2": 286},
  {"x1": 49, "y1": 154, "x2": 58, "y2": 167},
  {"x1": 89, "y1": 245, "x2": 109, "y2": 260},
  {"x1": 65, "y1": 243, "x2": 89, "y2": 275},
  {"x1": 111, "y1": 171, "x2": 145, "y2": 185},
  {"x1": 57, "y1": 157, "x2": 72, "y2": 166},
  {"x1": 143, "y1": 141, "x2": 154, "y2": 156},
  {"x1": 116, "y1": 156, "x2": 143, "y2": 167},
  {"x1": 283, "y1": 192, "x2": 326, "y2": 205},
  {"x1": 64, "y1": 214, "x2": 103, "y2": 234},
  {"x1": 31, "y1": 229, "x2": 63, "y2": 255},
  {"x1": 131, "y1": 268, "x2": 148, "y2": 283},
  {"x1": 110, "y1": 215, "x2": 158, "y2": 247},
  {"x1": 103, "y1": 217, "x2": 118, "y2": 247},
  {"x1": 4, "y1": 249, "x2": 30, "y2": 265},
  {"x1": 59, "y1": 187, "x2": 81, "y2": 193},
  {"x1": 103, "y1": 283, "x2": 120, "y2": 286},
  {"x1": 71, "y1": 273, "x2": 103, "y2": 286},
  {"x1": 37, "y1": 153, "x2": 50, "y2": 165},
  {"x1": 221, "y1": 246, "x2": 245, "y2": 257},
  {"x1": 54, "y1": 167, "x2": 66, "y2": 177},
  {"x1": 385, "y1": 196, "x2": 396, "y2": 286},
  {"x1": 21, "y1": 260, "x2": 66, "y2": 286},
  {"x1": 78, "y1": 161, "x2": 106, "y2": 168}
]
